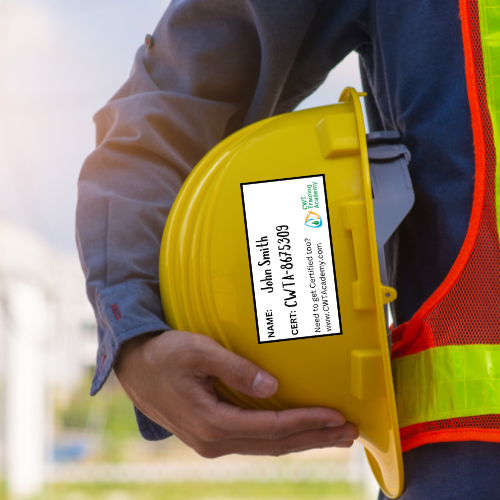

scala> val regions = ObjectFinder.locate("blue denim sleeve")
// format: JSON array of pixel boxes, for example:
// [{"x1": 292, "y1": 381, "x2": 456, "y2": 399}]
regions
[{"x1": 76, "y1": 0, "x2": 370, "y2": 441}]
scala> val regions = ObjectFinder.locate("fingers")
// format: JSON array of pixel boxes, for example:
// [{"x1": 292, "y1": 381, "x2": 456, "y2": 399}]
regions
[
  {"x1": 206, "y1": 403, "x2": 346, "y2": 441},
  {"x1": 195, "y1": 336, "x2": 278, "y2": 398},
  {"x1": 192, "y1": 423, "x2": 359, "y2": 458},
  {"x1": 184, "y1": 335, "x2": 349, "y2": 444},
  {"x1": 119, "y1": 331, "x2": 359, "y2": 460}
]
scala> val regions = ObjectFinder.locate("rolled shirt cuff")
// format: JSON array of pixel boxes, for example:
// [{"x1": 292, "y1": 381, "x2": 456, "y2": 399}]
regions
[
  {"x1": 134, "y1": 406, "x2": 173, "y2": 440},
  {"x1": 89, "y1": 280, "x2": 173, "y2": 441}
]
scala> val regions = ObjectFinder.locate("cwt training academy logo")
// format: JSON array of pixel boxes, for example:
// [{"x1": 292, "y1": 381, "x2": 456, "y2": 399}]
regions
[
  {"x1": 304, "y1": 211, "x2": 322, "y2": 228},
  {"x1": 301, "y1": 180, "x2": 323, "y2": 228}
]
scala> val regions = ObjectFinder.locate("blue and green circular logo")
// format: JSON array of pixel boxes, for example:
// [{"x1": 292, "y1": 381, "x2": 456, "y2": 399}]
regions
[{"x1": 305, "y1": 211, "x2": 322, "y2": 228}]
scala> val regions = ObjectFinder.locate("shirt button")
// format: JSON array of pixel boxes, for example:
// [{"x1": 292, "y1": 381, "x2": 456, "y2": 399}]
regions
[{"x1": 145, "y1": 34, "x2": 154, "y2": 49}]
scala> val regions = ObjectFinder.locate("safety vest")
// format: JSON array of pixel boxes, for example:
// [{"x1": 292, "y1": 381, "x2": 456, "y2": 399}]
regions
[{"x1": 392, "y1": 0, "x2": 500, "y2": 453}]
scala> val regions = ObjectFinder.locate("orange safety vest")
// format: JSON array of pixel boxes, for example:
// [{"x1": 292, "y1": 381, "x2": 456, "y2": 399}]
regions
[{"x1": 391, "y1": 0, "x2": 500, "y2": 453}]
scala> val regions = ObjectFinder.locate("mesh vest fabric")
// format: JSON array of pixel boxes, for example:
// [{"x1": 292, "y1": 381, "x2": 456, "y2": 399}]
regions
[{"x1": 391, "y1": 0, "x2": 500, "y2": 453}]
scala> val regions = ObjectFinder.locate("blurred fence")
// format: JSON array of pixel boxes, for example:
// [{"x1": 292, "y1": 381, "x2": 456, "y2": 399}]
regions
[{"x1": 47, "y1": 456, "x2": 363, "y2": 484}]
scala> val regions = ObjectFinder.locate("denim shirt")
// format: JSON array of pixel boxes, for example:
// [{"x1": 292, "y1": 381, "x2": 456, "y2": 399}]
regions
[{"x1": 77, "y1": 0, "x2": 473, "y2": 448}]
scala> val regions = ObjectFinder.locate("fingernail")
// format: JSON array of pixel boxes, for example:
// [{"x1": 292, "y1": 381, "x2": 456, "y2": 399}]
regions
[
  {"x1": 252, "y1": 371, "x2": 278, "y2": 397},
  {"x1": 325, "y1": 417, "x2": 345, "y2": 428}
]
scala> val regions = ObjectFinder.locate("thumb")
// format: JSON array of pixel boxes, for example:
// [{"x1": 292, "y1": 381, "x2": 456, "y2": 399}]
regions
[{"x1": 200, "y1": 338, "x2": 278, "y2": 399}]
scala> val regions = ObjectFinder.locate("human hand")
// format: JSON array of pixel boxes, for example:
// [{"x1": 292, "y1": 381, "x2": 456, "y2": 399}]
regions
[{"x1": 114, "y1": 330, "x2": 359, "y2": 458}]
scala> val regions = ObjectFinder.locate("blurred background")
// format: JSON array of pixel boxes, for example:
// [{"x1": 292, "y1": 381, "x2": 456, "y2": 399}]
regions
[{"x1": 0, "y1": 1, "x2": 375, "y2": 499}]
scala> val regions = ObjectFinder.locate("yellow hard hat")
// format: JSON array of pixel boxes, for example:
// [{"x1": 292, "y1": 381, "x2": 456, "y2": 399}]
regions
[{"x1": 159, "y1": 88, "x2": 414, "y2": 499}]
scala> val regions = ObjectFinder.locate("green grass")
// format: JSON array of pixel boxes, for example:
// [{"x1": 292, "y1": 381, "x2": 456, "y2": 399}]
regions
[{"x1": 3, "y1": 482, "x2": 365, "y2": 500}]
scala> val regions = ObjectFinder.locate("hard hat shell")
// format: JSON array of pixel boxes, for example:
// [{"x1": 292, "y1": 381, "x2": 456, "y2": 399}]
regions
[{"x1": 160, "y1": 88, "x2": 404, "y2": 498}]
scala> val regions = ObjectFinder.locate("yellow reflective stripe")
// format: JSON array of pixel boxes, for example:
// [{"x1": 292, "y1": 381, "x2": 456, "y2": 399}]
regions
[
  {"x1": 479, "y1": 1, "x2": 500, "y2": 241},
  {"x1": 392, "y1": 345, "x2": 500, "y2": 428}
]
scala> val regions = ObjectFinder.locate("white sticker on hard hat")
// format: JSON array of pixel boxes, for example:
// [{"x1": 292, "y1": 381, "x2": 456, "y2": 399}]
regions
[{"x1": 241, "y1": 175, "x2": 342, "y2": 343}]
